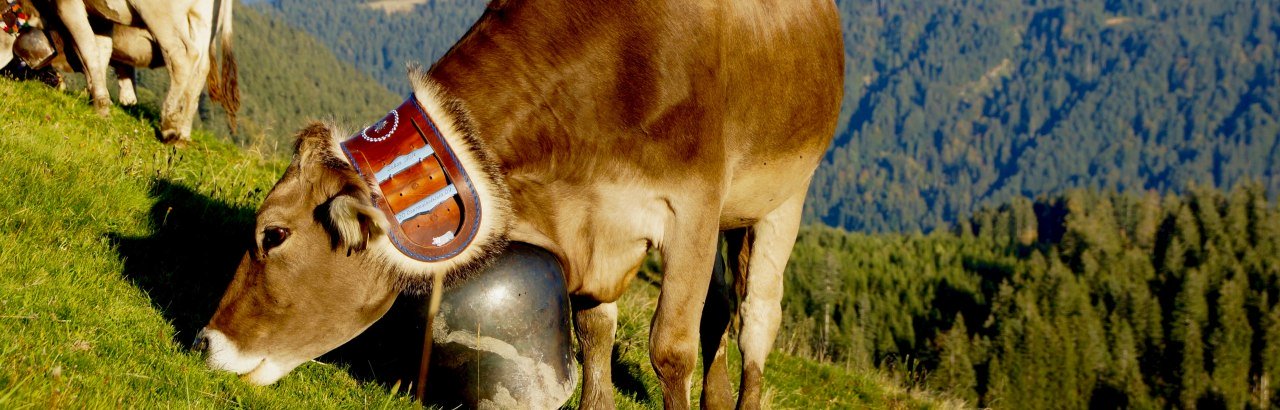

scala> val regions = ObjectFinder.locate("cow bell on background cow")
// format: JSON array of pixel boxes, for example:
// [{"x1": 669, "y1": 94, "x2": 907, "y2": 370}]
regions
[
  {"x1": 13, "y1": 28, "x2": 55, "y2": 69},
  {"x1": 420, "y1": 242, "x2": 577, "y2": 408}
]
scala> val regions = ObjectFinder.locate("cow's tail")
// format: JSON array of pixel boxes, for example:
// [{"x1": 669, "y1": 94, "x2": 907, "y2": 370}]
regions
[{"x1": 206, "y1": 0, "x2": 240, "y2": 132}]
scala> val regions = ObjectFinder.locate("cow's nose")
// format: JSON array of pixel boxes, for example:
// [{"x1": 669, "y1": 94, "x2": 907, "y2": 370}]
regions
[{"x1": 193, "y1": 328, "x2": 211, "y2": 353}]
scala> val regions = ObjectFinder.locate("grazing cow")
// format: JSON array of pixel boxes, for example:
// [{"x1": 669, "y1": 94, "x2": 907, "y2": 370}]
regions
[
  {"x1": 6, "y1": 23, "x2": 164, "y2": 106},
  {"x1": 198, "y1": 0, "x2": 842, "y2": 408},
  {"x1": 1, "y1": 0, "x2": 238, "y2": 145}
]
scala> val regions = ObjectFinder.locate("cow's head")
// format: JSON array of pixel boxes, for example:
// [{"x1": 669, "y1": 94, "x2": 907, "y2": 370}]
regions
[
  {"x1": 197, "y1": 91, "x2": 513, "y2": 385},
  {"x1": 196, "y1": 123, "x2": 401, "y2": 385}
]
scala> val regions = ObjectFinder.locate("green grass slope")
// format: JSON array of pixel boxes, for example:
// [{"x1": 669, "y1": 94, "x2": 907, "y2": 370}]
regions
[
  {"x1": 0, "y1": 78, "x2": 950, "y2": 408},
  {"x1": 0, "y1": 79, "x2": 416, "y2": 407}
]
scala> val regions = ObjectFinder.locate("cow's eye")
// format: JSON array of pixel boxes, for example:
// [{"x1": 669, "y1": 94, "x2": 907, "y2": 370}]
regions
[{"x1": 262, "y1": 226, "x2": 290, "y2": 253}]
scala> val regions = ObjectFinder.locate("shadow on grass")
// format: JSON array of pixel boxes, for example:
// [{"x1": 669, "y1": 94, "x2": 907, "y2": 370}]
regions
[
  {"x1": 611, "y1": 345, "x2": 654, "y2": 403},
  {"x1": 120, "y1": 103, "x2": 162, "y2": 127},
  {"x1": 117, "y1": 102, "x2": 170, "y2": 144},
  {"x1": 107, "y1": 179, "x2": 256, "y2": 344}
]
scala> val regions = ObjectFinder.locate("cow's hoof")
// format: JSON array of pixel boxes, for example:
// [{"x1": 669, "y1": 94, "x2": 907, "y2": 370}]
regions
[
  {"x1": 93, "y1": 101, "x2": 111, "y2": 118},
  {"x1": 159, "y1": 129, "x2": 190, "y2": 147}
]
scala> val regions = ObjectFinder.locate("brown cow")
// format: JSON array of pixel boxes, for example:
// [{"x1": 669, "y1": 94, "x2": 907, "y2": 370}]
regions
[{"x1": 198, "y1": 1, "x2": 842, "y2": 408}]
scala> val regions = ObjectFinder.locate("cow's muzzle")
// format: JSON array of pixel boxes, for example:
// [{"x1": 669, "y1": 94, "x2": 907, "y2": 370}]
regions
[{"x1": 195, "y1": 327, "x2": 294, "y2": 385}]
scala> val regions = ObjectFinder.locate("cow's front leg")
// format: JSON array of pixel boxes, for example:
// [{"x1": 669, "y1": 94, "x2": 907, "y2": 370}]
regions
[
  {"x1": 54, "y1": 0, "x2": 111, "y2": 116},
  {"x1": 653, "y1": 218, "x2": 720, "y2": 410},
  {"x1": 574, "y1": 300, "x2": 618, "y2": 409}
]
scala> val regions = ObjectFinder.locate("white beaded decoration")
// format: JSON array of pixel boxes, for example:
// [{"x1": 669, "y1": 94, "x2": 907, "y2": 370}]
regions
[{"x1": 361, "y1": 110, "x2": 400, "y2": 142}]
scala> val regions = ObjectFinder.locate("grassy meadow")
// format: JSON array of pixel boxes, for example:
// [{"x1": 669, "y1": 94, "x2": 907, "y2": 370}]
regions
[{"x1": 0, "y1": 78, "x2": 948, "y2": 408}]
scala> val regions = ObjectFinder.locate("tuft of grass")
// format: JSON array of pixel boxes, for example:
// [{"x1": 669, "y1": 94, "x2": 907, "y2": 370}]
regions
[{"x1": 0, "y1": 78, "x2": 954, "y2": 408}]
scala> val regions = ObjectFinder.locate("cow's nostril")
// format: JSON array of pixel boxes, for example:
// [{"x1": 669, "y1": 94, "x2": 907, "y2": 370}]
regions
[{"x1": 193, "y1": 329, "x2": 211, "y2": 353}]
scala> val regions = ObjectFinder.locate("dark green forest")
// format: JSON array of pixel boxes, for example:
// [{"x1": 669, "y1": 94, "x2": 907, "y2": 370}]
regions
[
  {"x1": 781, "y1": 184, "x2": 1280, "y2": 408},
  {"x1": 260, "y1": 0, "x2": 1280, "y2": 232}
]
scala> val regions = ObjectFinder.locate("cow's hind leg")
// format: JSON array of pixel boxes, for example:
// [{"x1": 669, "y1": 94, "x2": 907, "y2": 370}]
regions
[
  {"x1": 574, "y1": 300, "x2": 617, "y2": 410},
  {"x1": 653, "y1": 211, "x2": 720, "y2": 410},
  {"x1": 735, "y1": 192, "x2": 805, "y2": 410},
  {"x1": 133, "y1": 2, "x2": 206, "y2": 145},
  {"x1": 700, "y1": 242, "x2": 735, "y2": 409},
  {"x1": 114, "y1": 64, "x2": 138, "y2": 106},
  {"x1": 175, "y1": 1, "x2": 216, "y2": 141}
]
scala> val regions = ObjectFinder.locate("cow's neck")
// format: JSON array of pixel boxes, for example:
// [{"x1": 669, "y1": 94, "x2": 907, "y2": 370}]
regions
[
  {"x1": 417, "y1": 2, "x2": 602, "y2": 262},
  {"x1": 425, "y1": 4, "x2": 582, "y2": 157}
]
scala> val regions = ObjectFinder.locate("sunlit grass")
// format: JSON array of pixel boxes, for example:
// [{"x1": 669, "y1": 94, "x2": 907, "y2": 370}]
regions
[{"x1": 0, "y1": 78, "x2": 417, "y2": 408}]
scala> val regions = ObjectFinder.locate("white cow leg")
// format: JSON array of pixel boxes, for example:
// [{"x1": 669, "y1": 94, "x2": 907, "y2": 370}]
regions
[
  {"x1": 176, "y1": 0, "x2": 216, "y2": 140},
  {"x1": 735, "y1": 192, "x2": 805, "y2": 410},
  {"x1": 175, "y1": 1, "x2": 216, "y2": 141},
  {"x1": 574, "y1": 301, "x2": 617, "y2": 410},
  {"x1": 55, "y1": 0, "x2": 112, "y2": 116},
  {"x1": 115, "y1": 64, "x2": 138, "y2": 106},
  {"x1": 133, "y1": 6, "x2": 199, "y2": 145}
]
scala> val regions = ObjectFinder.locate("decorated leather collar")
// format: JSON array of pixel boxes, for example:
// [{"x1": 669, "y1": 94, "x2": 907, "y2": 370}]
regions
[
  {"x1": 340, "y1": 96, "x2": 482, "y2": 262},
  {"x1": 2, "y1": 1, "x2": 31, "y2": 35}
]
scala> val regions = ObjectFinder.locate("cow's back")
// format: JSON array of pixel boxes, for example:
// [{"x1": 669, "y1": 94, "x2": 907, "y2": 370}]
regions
[{"x1": 429, "y1": 0, "x2": 842, "y2": 225}]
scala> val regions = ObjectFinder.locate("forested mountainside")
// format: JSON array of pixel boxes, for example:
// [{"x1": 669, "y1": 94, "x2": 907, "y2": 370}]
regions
[
  {"x1": 128, "y1": 3, "x2": 400, "y2": 150},
  {"x1": 816, "y1": 0, "x2": 1280, "y2": 232},
  {"x1": 781, "y1": 184, "x2": 1280, "y2": 408},
  {"x1": 260, "y1": 0, "x2": 1280, "y2": 232}
]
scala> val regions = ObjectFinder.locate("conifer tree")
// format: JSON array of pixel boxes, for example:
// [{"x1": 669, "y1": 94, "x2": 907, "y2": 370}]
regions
[
  {"x1": 1171, "y1": 268, "x2": 1209, "y2": 409},
  {"x1": 929, "y1": 314, "x2": 978, "y2": 405},
  {"x1": 1105, "y1": 314, "x2": 1153, "y2": 408},
  {"x1": 1207, "y1": 272, "x2": 1252, "y2": 409},
  {"x1": 1261, "y1": 302, "x2": 1280, "y2": 408}
]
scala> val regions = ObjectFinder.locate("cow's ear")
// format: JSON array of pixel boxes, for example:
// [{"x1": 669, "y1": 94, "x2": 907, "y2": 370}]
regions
[
  {"x1": 324, "y1": 193, "x2": 388, "y2": 254},
  {"x1": 293, "y1": 122, "x2": 349, "y2": 182}
]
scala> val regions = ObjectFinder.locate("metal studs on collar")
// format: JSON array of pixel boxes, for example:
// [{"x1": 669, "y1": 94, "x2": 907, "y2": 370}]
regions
[{"x1": 361, "y1": 109, "x2": 400, "y2": 142}]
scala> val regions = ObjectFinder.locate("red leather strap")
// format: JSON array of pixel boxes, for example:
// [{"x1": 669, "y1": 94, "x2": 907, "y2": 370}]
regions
[{"x1": 340, "y1": 96, "x2": 482, "y2": 262}]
